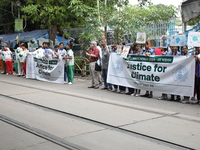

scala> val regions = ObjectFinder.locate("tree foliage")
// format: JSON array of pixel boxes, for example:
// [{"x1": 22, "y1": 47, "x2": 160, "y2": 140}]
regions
[
  {"x1": 0, "y1": 0, "x2": 177, "y2": 46},
  {"x1": 187, "y1": 16, "x2": 200, "y2": 26},
  {"x1": 137, "y1": 0, "x2": 152, "y2": 7},
  {"x1": 0, "y1": 0, "x2": 17, "y2": 34},
  {"x1": 104, "y1": 4, "x2": 177, "y2": 43}
]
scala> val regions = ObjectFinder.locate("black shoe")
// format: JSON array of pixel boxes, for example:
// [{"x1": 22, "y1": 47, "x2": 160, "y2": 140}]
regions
[
  {"x1": 176, "y1": 96, "x2": 181, "y2": 101},
  {"x1": 168, "y1": 95, "x2": 175, "y2": 101},
  {"x1": 119, "y1": 91, "x2": 125, "y2": 94},
  {"x1": 148, "y1": 94, "x2": 153, "y2": 98},
  {"x1": 94, "y1": 86, "x2": 99, "y2": 89},
  {"x1": 88, "y1": 86, "x2": 95, "y2": 88},
  {"x1": 125, "y1": 92, "x2": 132, "y2": 95},
  {"x1": 168, "y1": 97, "x2": 175, "y2": 101},
  {"x1": 141, "y1": 93, "x2": 149, "y2": 97}
]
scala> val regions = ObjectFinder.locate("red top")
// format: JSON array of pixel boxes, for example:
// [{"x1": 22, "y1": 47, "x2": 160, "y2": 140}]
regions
[
  {"x1": 89, "y1": 47, "x2": 99, "y2": 62},
  {"x1": 154, "y1": 47, "x2": 162, "y2": 55}
]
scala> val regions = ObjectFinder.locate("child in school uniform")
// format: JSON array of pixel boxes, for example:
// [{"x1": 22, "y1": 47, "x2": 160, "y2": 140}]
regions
[
  {"x1": 19, "y1": 44, "x2": 29, "y2": 76},
  {"x1": 0, "y1": 45, "x2": 6, "y2": 74},
  {"x1": 3, "y1": 46, "x2": 14, "y2": 75},
  {"x1": 65, "y1": 44, "x2": 74, "y2": 84}
]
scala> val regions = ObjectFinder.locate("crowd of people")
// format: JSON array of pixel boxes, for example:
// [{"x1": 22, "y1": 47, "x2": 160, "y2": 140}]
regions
[
  {"x1": 0, "y1": 41, "x2": 74, "y2": 84},
  {"x1": 1, "y1": 38, "x2": 200, "y2": 105},
  {"x1": 86, "y1": 39, "x2": 200, "y2": 105}
]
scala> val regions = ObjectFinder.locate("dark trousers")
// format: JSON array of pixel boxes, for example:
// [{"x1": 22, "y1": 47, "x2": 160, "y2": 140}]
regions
[
  {"x1": 119, "y1": 86, "x2": 126, "y2": 91},
  {"x1": 113, "y1": 85, "x2": 126, "y2": 91},
  {"x1": 128, "y1": 88, "x2": 134, "y2": 93},
  {"x1": 195, "y1": 86, "x2": 200, "y2": 100},
  {"x1": 102, "y1": 69, "x2": 112, "y2": 89}
]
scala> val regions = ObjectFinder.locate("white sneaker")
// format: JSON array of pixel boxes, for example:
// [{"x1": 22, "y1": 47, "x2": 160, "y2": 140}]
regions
[
  {"x1": 181, "y1": 99, "x2": 190, "y2": 104},
  {"x1": 190, "y1": 99, "x2": 199, "y2": 104},
  {"x1": 135, "y1": 93, "x2": 140, "y2": 97},
  {"x1": 158, "y1": 96, "x2": 168, "y2": 100},
  {"x1": 68, "y1": 82, "x2": 72, "y2": 85},
  {"x1": 131, "y1": 92, "x2": 136, "y2": 96},
  {"x1": 6, "y1": 73, "x2": 9, "y2": 75},
  {"x1": 64, "y1": 81, "x2": 68, "y2": 84}
]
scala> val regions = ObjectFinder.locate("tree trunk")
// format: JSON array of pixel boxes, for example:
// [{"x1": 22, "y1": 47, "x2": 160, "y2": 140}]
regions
[{"x1": 48, "y1": 23, "x2": 57, "y2": 47}]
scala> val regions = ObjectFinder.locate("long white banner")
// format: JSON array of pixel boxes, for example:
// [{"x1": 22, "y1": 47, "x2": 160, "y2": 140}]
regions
[
  {"x1": 26, "y1": 55, "x2": 65, "y2": 84},
  {"x1": 107, "y1": 53, "x2": 195, "y2": 96}
]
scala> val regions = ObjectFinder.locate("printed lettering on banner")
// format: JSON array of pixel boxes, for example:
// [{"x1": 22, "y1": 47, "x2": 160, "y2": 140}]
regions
[{"x1": 107, "y1": 53, "x2": 195, "y2": 96}]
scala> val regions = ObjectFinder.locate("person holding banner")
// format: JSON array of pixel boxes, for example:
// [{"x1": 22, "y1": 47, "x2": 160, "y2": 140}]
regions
[
  {"x1": 64, "y1": 44, "x2": 74, "y2": 85},
  {"x1": 181, "y1": 45, "x2": 190, "y2": 56},
  {"x1": 181, "y1": 46, "x2": 192, "y2": 104},
  {"x1": 166, "y1": 46, "x2": 181, "y2": 56},
  {"x1": 44, "y1": 43, "x2": 54, "y2": 60},
  {"x1": 100, "y1": 39, "x2": 112, "y2": 91},
  {"x1": 167, "y1": 46, "x2": 181, "y2": 101},
  {"x1": 118, "y1": 42, "x2": 126, "y2": 94},
  {"x1": 53, "y1": 45, "x2": 59, "y2": 59},
  {"x1": 58, "y1": 42, "x2": 67, "y2": 83},
  {"x1": 192, "y1": 47, "x2": 200, "y2": 104},
  {"x1": 131, "y1": 43, "x2": 141, "y2": 97},
  {"x1": 86, "y1": 41, "x2": 100, "y2": 89},
  {"x1": 111, "y1": 42, "x2": 126, "y2": 93},
  {"x1": 190, "y1": 47, "x2": 200, "y2": 103},
  {"x1": 126, "y1": 46, "x2": 135, "y2": 95},
  {"x1": 110, "y1": 44, "x2": 120, "y2": 92},
  {"x1": 18, "y1": 44, "x2": 29, "y2": 77},
  {"x1": 141, "y1": 41, "x2": 154, "y2": 98},
  {"x1": 15, "y1": 42, "x2": 24, "y2": 76},
  {"x1": 34, "y1": 43, "x2": 45, "y2": 59}
]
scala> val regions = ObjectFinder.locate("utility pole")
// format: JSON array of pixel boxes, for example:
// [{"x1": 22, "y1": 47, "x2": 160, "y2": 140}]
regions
[
  {"x1": 104, "y1": 0, "x2": 107, "y2": 39},
  {"x1": 97, "y1": 0, "x2": 100, "y2": 23},
  {"x1": 16, "y1": 0, "x2": 21, "y2": 19}
]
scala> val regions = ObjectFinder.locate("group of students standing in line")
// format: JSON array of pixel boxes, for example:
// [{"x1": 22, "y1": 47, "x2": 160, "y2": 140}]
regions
[
  {"x1": 86, "y1": 39, "x2": 200, "y2": 105},
  {"x1": 0, "y1": 41, "x2": 74, "y2": 84}
]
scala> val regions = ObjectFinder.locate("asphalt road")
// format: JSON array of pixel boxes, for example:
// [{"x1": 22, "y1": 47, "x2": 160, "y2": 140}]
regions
[{"x1": 0, "y1": 74, "x2": 199, "y2": 150}]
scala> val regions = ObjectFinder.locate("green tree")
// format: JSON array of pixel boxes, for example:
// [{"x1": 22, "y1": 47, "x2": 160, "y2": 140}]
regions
[
  {"x1": 71, "y1": 0, "x2": 129, "y2": 44},
  {"x1": 105, "y1": 4, "x2": 177, "y2": 42},
  {"x1": 187, "y1": 16, "x2": 200, "y2": 26},
  {"x1": 137, "y1": 0, "x2": 152, "y2": 7},
  {"x1": 21, "y1": 0, "x2": 98, "y2": 44},
  {"x1": 0, "y1": 0, "x2": 17, "y2": 34}
]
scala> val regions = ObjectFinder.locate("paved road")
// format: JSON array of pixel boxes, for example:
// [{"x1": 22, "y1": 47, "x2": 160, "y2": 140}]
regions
[{"x1": 0, "y1": 74, "x2": 199, "y2": 150}]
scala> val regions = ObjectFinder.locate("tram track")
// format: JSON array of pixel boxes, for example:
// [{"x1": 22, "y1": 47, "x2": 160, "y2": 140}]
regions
[
  {"x1": 0, "y1": 93, "x2": 195, "y2": 150},
  {"x1": 0, "y1": 80, "x2": 200, "y2": 124},
  {"x1": 0, "y1": 114, "x2": 84, "y2": 150}
]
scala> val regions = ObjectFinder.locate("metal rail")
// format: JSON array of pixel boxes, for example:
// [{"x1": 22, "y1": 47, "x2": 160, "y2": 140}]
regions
[
  {"x1": 0, "y1": 114, "x2": 86, "y2": 150},
  {"x1": 0, "y1": 93, "x2": 195, "y2": 150}
]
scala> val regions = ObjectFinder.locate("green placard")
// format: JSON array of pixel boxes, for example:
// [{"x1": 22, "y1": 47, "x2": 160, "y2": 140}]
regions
[
  {"x1": 126, "y1": 55, "x2": 174, "y2": 63},
  {"x1": 15, "y1": 19, "x2": 23, "y2": 32}
]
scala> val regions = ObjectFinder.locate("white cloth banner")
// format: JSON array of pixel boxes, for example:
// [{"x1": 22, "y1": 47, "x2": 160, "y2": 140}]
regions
[
  {"x1": 26, "y1": 55, "x2": 36, "y2": 79},
  {"x1": 26, "y1": 55, "x2": 65, "y2": 84},
  {"x1": 107, "y1": 53, "x2": 195, "y2": 97}
]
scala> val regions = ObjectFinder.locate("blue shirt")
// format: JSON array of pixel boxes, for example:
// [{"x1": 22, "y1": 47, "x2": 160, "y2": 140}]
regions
[
  {"x1": 141, "y1": 48, "x2": 154, "y2": 55},
  {"x1": 166, "y1": 51, "x2": 181, "y2": 56}
]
